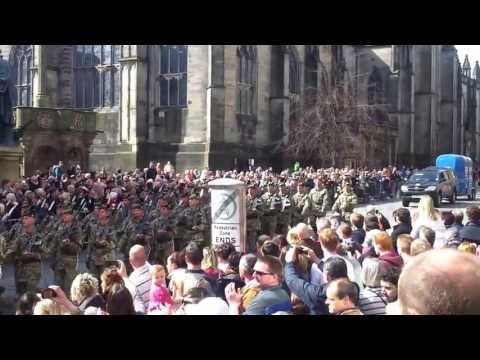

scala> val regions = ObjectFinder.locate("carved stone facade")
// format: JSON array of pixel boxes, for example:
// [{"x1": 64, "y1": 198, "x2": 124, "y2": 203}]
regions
[
  {"x1": 15, "y1": 108, "x2": 97, "y2": 174},
  {"x1": 0, "y1": 45, "x2": 479, "y2": 175}
]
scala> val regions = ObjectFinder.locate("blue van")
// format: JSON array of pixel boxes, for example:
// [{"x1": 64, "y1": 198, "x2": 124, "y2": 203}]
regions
[{"x1": 435, "y1": 154, "x2": 476, "y2": 200}]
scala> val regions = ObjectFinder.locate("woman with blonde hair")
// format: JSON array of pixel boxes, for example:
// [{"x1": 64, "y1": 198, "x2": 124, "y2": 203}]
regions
[
  {"x1": 411, "y1": 196, "x2": 447, "y2": 247},
  {"x1": 457, "y1": 241, "x2": 477, "y2": 255},
  {"x1": 285, "y1": 227, "x2": 312, "y2": 281},
  {"x1": 70, "y1": 273, "x2": 105, "y2": 311},
  {"x1": 201, "y1": 247, "x2": 219, "y2": 279}
]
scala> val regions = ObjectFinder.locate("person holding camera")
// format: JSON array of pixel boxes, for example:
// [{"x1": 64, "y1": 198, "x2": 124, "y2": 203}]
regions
[
  {"x1": 225, "y1": 255, "x2": 291, "y2": 315},
  {"x1": 284, "y1": 246, "x2": 349, "y2": 315}
]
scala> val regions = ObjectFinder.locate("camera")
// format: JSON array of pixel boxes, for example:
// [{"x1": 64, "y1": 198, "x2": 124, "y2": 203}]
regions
[
  {"x1": 295, "y1": 246, "x2": 309, "y2": 255},
  {"x1": 41, "y1": 288, "x2": 57, "y2": 299}
]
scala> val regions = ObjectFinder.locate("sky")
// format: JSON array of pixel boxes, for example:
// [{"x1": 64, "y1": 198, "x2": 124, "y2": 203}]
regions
[{"x1": 455, "y1": 45, "x2": 480, "y2": 67}]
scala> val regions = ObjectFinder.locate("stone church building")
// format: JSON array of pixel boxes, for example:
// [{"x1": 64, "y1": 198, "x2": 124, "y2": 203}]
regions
[{"x1": 0, "y1": 45, "x2": 479, "y2": 177}]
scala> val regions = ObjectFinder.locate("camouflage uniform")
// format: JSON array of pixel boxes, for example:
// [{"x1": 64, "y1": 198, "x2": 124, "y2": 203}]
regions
[
  {"x1": 151, "y1": 213, "x2": 176, "y2": 265},
  {"x1": 260, "y1": 189, "x2": 282, "y2": 236},
  {"x1": 172, "y1": 200, "x2": 189, "y2": 250},
  {"x1": 184, "y1": 200, "x2": 208, "y2": 248},
  {"x1": 200, "y1": 192, "x2": 212, "y2": 248},
  {"x1": 119, "y1": 215, "x2": 154, "y2": 262},
  {"x1": 332, "y1": 190, "x2": 358, "y2": 222},
  {"x1": 246, "y1": 194, "x2": 264, "y2": 252},
  {"x1": 81, "y1": 210, "x2": 98, "y2": 232},
  {"x1": 13, "y1": 225, "x2": 45, "y2": 294},
  {"x1": 85, "y1": 217, "x2": 118, "y2": 279},
  {"x1": 113, "y1": 202, "x2": 131, "y2": 228},
  {"x1": 51, "y1": 215, "x2": 83, "y2": 294},
  {"x1": 291, "y1": 191, "x2": 309, "y2": 227},
  {"x1": 277, "y1": 190, "x2": 292, "y2": 235},
  {"x1": 306, "y1": 186, "x2": 330, "y2": 231}
]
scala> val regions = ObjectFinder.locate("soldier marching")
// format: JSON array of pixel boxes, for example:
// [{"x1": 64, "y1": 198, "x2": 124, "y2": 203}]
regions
[{"x1": 0, "y1": 161, "x2": 371, "y2": 300}]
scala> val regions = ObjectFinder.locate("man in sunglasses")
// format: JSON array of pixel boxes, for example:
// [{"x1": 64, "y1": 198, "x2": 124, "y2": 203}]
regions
[{"x1": 225, "y1": 255, "x2": 291, "y2": 315}]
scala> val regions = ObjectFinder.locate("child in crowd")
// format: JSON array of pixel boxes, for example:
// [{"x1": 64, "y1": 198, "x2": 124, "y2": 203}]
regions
[{"x1": 148, "y1": 265, "x2": 173, "y2": 314}]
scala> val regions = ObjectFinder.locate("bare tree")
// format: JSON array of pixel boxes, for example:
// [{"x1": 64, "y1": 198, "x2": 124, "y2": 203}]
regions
[{"x1": 284, "y1": 60, "x2": 387, "y2": 168}]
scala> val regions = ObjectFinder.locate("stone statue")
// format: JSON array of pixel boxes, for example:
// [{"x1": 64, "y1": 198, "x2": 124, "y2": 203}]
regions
[{"x1": 0, "y1": 51, "x2": 14, "y2": 145}]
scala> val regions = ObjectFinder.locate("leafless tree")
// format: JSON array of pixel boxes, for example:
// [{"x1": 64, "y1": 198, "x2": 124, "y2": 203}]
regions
[{"x1": 284, "y1": 61, "x2": 387, "y2": 168}]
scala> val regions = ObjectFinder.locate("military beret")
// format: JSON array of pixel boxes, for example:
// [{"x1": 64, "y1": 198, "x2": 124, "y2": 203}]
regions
[{"x1": 189, "y1": 193, "x2": 199, "y2": 200}]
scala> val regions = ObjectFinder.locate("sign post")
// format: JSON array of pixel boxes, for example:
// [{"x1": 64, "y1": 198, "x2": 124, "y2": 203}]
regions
[{"x1": 208, "y1": 178, "x2": 246, "y2": 252}]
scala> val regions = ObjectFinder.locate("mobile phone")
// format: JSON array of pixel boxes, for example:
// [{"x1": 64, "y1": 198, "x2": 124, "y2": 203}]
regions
[
  {"x1": 41, "y1": 288, "x2": 57, "y2": 299},
  {"x1": 296, "y1": 246, "x2": 309, "y2": 255}
]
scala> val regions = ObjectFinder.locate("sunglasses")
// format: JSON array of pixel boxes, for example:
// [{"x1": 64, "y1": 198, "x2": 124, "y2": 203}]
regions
[{"x1": 254, "y1": 270, "x2": 274, "y2": 277}]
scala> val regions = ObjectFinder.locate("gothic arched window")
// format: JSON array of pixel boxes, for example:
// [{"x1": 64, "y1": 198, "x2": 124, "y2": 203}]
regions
[
  {"x1": 368, "y1": 68, "x2": 383, "y2": 105},
  {"x1": 236, "y1": 45, "x2": 257, "y2": 115},
  {"x1": 305, "y1": 45, "x2": 319, "y2": 96},
  {"x1": 289, "y1": 49, "x2": 300, "y2": 95},
  {"x1": 158, "y1": 45, "x2": 188, "y2": 107},
  {"x1": 11, "y1": 45, "x2": 33, "y2": 107},
  {"x1": 73, "y1": 45, "x2": 120, "y2": 108}
]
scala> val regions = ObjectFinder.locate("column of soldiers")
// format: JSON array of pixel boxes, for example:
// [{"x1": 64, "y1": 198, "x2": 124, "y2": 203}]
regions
[
  {"x1": 245, "y1": 176, "x2": 358, "y2": 244},
  {"x1": 0, "y1": 169, "x2": 358, "y2": 299}
]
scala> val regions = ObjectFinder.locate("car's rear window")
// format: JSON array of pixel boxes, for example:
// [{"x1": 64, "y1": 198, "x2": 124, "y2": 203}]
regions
[{"x1": 409, "y1": 172, "x2": 437, "y2": 182}]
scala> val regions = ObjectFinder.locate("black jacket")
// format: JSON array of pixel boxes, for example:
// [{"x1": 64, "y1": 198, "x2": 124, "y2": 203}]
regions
[
  {"x1": 146, "y1": 168, "x2": 156, "y2": 180},
  {"x1": 78, "y1": 294, "x2": 106, "y2": 312},
  {"x1": 215, "y1": 272, "x2": 244, "y2": 301},
  {"x1": 351, "y1": 229, "x2": 366, "y2": 245},
  {"x1": 460, "y1": 222, "x2": 480, "y2": 244},
  {"x1": 390, "y1": 223, "x2": 412, "y2": 247}
]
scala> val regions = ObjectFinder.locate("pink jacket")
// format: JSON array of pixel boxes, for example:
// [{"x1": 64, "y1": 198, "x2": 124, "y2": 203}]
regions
[{"x1": 148, "y1": 283, "x2": 173, "y2": 313}]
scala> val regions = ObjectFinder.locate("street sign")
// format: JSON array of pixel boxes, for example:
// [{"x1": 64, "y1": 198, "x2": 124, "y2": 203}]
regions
[{"x1": 208, "y1": 178, "x2": 246, "y2": 252}]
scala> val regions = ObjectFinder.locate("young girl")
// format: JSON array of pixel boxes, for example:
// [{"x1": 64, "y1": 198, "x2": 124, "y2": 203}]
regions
[{"x1": 148, "y1": 265, "x2": 173, "y2": 314}]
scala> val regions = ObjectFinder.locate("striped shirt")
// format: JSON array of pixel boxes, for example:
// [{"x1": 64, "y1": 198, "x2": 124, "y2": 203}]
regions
[
  {"x1": 359, "y1": 287, "x2": 387, "y2": 315},
  {"x1": 129, "y1": 263, "x2": 152, "y2": 314}
]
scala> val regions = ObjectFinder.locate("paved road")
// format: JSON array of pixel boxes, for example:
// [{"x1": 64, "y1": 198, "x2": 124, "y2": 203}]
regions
[{"x1": 355, "y1": 193, "x2": 480, "y2": 225}]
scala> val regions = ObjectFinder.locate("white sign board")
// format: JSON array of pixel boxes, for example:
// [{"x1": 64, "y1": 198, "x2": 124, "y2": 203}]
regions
[
  {"x1": 212, "y1": 223, "x2": 241, "y2": 249},
  {"x1": 208, "y1": 179, "x2": 246, "y2": 252}
]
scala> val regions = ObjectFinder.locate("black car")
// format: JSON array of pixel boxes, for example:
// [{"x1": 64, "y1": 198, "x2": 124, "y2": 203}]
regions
[{"x1": 400, "y1": 167, "x2": 456, "y2": 207}]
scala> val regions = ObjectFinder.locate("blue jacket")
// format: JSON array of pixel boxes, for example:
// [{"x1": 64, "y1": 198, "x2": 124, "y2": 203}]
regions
[{"x1": 284, "y1": 262, "x2": 329, "y2": 315}]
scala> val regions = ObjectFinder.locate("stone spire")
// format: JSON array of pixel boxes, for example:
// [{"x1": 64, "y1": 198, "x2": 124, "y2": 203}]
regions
[
  {"x1": 463, "y1": 55, "x2": 471, "y2": 77},
  {"x1": 473, "y1": 61, "x2": 480, "y2": 80}
]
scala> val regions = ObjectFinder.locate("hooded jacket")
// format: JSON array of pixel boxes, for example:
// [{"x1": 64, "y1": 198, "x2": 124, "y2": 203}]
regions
[{"x1": 378, "y1": 251, "x2": 403, "y2": 269}]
